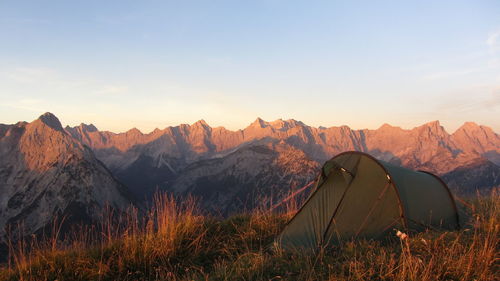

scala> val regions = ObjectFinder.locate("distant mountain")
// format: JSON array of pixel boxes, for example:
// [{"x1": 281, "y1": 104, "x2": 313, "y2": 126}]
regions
[
  {"x1": 66, "y1": 116, "x2": 499, "y2": 197},
  {"x1": 442, "y1": 158, "x2": 500, "y2": 194},
  {"x1": 451, "y1": 122, "x2": 500, "y2": 164},
  {"x1": 0, "y1": 113, "x2": 132, "y2": 241},
  {"x1": 169, "y1": 141, "x2": 319, "y2": 215}
]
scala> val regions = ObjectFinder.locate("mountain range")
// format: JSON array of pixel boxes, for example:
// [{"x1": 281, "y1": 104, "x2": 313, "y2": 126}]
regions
[
  {"x1": 1, "y1": 113, "x2": 499, "y2": 241},
  {"x1": 66, "y1": 115, "x2": 499, "y2": 194}
]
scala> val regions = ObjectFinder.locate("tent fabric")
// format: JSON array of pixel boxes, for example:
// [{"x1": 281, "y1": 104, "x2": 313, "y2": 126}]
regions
[{"x1": 277, "y1": 151, "x2": 460, "y2": 250}]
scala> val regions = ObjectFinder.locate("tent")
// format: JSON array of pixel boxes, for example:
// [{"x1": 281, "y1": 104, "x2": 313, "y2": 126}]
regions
[{"x1": 277, "y1": 151, "x2": 461, "y2": 250}]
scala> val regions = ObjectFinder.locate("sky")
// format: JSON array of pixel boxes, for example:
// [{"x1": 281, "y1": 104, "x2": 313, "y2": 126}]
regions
[{"x1": 0, "y1": 0, "x2": 499, "y2": 133}]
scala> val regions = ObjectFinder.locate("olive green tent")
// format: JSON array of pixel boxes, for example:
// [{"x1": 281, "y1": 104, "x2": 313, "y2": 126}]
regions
[{"x1": 277, "y1": 151, "x2": 461, "y2": 250}]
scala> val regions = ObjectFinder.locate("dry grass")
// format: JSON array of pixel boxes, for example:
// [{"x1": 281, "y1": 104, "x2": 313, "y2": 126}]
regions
[{"x1": 0, "y1": 192, "x2": 498, "y2": 281}]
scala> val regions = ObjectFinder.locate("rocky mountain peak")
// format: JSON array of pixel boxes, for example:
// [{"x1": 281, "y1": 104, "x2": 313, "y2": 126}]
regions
[
  {"x1": 416, "y1": 120, "x2": 448, "y2": 136},
  {"x1": 126, "y1": 127, "x2": 142, "y2": 136},
  {"x1": 460, "y1": 121, "x2": 479, "y2": 129},
  {"x1": 270, "y1": 119, "x2": 288, "y2": 131},
  {"x1": 453, "y1": 122, "x2": 480, "y2": 136},
  {"x1": 151, "y1": 128, "x2": 163, "y2": 134},
  {"x1": 269, "y1": 119, "x2": 303, "y2": 131},
  {"x1": 455, "y1": 122, "x2": 497, "y2": 136},
  {"x1": 79, "y1": 123, "x2": 98, "y2": 132},
  {"x1": 36, "y1": 112, "x2": 64, "y2": 132},
  {"x1": 450, "y1": 122, "x2": 499, "y2": 160},
  {"x1": 377, "y1": 123, "x2": 399, "y2": 131},
  {"x1": 250, "y1": 117, "x2": 269, "y2": 128},
  {"x1": 423, "y1": 120, "x2": 441, "y2": 128},
  {"x1": 192, "y1": 119, "x2": 210, "y2": 129}
]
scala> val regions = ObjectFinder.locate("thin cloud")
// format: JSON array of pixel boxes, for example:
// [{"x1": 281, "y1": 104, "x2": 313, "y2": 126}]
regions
[
  {"x1": 487, "y1": 29, "x2": 500, "y2": 67},
  {"x1": 435, "y1": 86, "x2": 500, "y2": 114},
  {"x1": 94, "y1": 12, "x2": 144, "y2": 25},
  {"x1": 5, "y1": 98, "x2": 46, "y2": 113},
  {"x1": 0, "y1": 18, "x2": 50, "y2": 24},
  {"x1": 5, "y1": 67, "x2": 58, "y2": 83},
  {"x1": 421, "y1": 30, "x2": 500, "y2": 81},
  {"x1": 1, "y1": 66, "x2": 130, "y2": 97},
  {"x1": 94, "y1": 85, "x2": 129, "y2": 96},
  {"x1": 487, "y1": 29, "x2": 500, "y2": 51},
  {"x1": 427, "y1": 86, "x2": 500, "y2": 133},
  {"x1": 422, "y1": 68, "x2": 482, "y2": 80},
  {"x1": 19, "y1": 98, "x2": 42, "y2": 105},
  {"x1": 2, "y1": 66, "x2": 86, "y2": 90}
]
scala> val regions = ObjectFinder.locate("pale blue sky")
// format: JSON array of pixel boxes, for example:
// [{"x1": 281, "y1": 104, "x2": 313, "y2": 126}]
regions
[{"x1": 1, "y1": 0, "x2": 499, "y2": 133}]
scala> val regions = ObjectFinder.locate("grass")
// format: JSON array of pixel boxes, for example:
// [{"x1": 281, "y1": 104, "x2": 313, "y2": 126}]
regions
[{"x1": 0, "y1": 192, "x2": 498, "y2": 281}]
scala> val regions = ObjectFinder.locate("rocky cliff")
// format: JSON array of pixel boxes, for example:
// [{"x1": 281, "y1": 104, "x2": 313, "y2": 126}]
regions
[{"x1": 0, "y1": 113, "x2": 132, "y2": 240}]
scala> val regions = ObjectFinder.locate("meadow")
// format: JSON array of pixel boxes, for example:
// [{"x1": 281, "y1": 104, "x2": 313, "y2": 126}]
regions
[{"x1": 0, "y1": 192, "x2": 498, "y2": 281}]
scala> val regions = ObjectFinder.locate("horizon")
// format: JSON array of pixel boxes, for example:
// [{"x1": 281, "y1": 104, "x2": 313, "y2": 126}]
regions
[
  {"x1": 4, "y1": 111, "x2": 499, "y2": 135},
  {"x1": 1, "y1": 1, "x2": 499, "y2": 132}
]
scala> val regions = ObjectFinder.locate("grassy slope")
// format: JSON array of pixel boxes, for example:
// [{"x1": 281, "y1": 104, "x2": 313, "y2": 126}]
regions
[{"x1": 0, "y1": 193, "x2": 498, "y2": 281}]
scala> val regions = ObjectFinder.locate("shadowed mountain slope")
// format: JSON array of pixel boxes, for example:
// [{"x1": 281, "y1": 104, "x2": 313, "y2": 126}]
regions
[{"x1": 169, "y1": 141, "x2": 319, "y2": 215}]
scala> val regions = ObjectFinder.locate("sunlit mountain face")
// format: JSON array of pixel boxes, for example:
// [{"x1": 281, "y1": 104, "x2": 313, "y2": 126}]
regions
[
  {"x1": 66, "y1": 114, "x2": 499, "y2": 195},
  {"x1": 0, "y1": 113, "x2": 132, "y2": 243}
]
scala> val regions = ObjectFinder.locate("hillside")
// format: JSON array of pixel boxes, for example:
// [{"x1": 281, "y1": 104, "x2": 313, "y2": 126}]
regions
[{"x1": 0, "y1": 193, "x2": 497, "y2": 281}]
